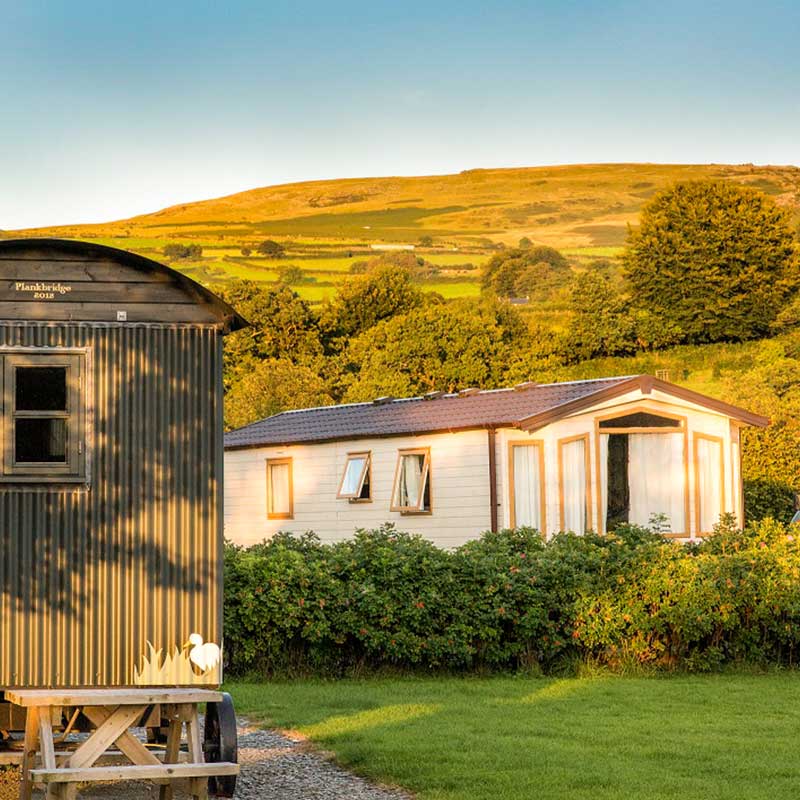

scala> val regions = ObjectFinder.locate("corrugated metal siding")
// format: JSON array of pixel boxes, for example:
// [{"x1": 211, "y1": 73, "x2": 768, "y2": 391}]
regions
[{"x1": 0, "y1": 322, "x2": 223, "y2": 687}]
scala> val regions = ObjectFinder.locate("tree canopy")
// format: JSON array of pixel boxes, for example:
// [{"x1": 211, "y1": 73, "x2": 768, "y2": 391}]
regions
[
  {"x1": 625, "y1": 181, "x2": 799, "y2": 343},
  {"x1": 340, "y1": 299, "x2": 526, "y2": 402},
  {"x1": 256, "y1": 239, "x2": 285, "y2": 257},
  {"x1": 319, "y1": 264, "x2": 426, "y2": 345},
  {"x1": 224, "y1": 358, "x2": 333, "y2": 430},
  {"x1": 481, "y1": 245, "x2": 571, "y2": 298},
  {"x1": 216, "y1": 280, "x2": 322, "y2": 389}
]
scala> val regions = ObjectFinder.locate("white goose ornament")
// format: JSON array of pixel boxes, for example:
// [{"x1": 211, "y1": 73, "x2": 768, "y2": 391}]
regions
[{"x1": 184, "y1": 633, "x2": 221, "y2": 673}]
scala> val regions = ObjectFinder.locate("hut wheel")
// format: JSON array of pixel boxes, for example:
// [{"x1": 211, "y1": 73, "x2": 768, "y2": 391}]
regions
[{"x1": 204, "y1": 692, "x2": 238, "y2": 797}]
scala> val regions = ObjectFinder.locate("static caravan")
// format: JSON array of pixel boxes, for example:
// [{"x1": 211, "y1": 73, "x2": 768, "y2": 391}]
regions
[
  {"x1": 224, "y1": 375, "x2": 768, "y2": 548},
  {"x1": 0, "y1": 239, "x2": 247, "y2": 799}
]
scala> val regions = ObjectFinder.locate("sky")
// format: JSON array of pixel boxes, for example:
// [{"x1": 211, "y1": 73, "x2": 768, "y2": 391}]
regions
[{"x1": 1, "y1": 0, "x2": 798, "y2": 229}]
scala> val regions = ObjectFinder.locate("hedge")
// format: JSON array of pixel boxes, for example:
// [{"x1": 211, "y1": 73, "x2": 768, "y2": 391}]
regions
[{"x1": 223, "y1": 517, "x2": 800, "y2": 676}]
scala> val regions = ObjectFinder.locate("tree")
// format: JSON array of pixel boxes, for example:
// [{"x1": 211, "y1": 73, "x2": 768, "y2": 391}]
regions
[
  {"x1": 224, "y1": 358, "x2": 333, "y2": 430},
  {"x1": 721, "y1": 344, "x2": 800, "y2": 521},
  {"x1": 256, "y1": 240, "x2": 285, "y2": 258},
  {"x1": 349, "y1": 251, "x2": 438, "y2": 280},
  {"x1": 240, "y1": 246, "x2": 251, "y2": 257},
  {"x1": 320, "y1": 264, "x2": 425, "y2": 345},
  {"x1": 518, "y1": 236, "x2": 533, "y2": 249},
  {"x1": 215, "y1": 280, "x2": 322, "y2": 389},
  {"x1": 340, "y1": 300, "x2": 526, "y2": 401},
  {"x1": 277, "y1": 264, "x2": 305, "y2": 285},
  {"x1": 482, "y1": 246, "x2": 571, "y2": 298},
  {"x1": 625, "y1": 181, "x2": 799, "y2": 343},
  {"x1": 163, "y1": 243, "x2": 203, "y2": 260},
  {"x1": 562, "y1": 273, "x2": 638, "y2": 362},
  {"x1": 418, "y1": 235, "x2": 434, "y2": 247}
]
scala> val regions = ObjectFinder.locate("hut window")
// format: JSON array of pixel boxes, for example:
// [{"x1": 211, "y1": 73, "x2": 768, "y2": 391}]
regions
[
  {"x1": 337, "y1": 452, "x2": 371, "y2": 501},
  {"x1": 391, "y1": 448, "x2": 431, "y2": 513},
  {"x1": 266, "y1": 458, "x2": 293, "y2": 519},
  {"x1": 3, "y1": 353, "x2": 85, "y2": 479}
]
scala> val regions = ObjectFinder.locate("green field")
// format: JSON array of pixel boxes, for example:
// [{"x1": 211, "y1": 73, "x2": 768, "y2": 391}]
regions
[
  {"x1": 229, "y1": 674, "x2": 800, "y2": 800},
  {"x1": 46, "y1": 239, "x2": 493, "y2": 302}
]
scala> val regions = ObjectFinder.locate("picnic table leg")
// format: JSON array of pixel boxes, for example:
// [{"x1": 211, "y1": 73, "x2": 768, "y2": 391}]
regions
[
  {"x1": 19, "y1": 706, "x2": 40, "y2": 800},
  {"x1": 185, "y1": 706, "x2": 208, "y2": 800},
  {"x1": 159, "y1": 706, "x2": 183, "y2": 800},
  {"x1": 38, "y1": 712, "x2": 61, "y2": 800}
]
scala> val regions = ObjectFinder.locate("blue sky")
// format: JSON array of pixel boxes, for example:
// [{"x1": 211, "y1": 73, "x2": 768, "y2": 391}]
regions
[{"x1": 1, "y1": 0, "x2": 798, "y2": 228}]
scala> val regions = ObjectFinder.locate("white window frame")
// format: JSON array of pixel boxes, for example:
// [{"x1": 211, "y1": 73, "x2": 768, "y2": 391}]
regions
[
  {"x1": 390, "y1": 448, "x2": 431, "y2": 514},
  {"x1": 337, "y1": 451, "x2": 372, "y2": 502}
]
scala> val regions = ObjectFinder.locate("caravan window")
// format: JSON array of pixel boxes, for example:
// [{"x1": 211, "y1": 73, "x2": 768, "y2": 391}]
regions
[
  {"x1": 266, "y1": 457, "x2": 293, "y2": 519},
  {"x1": 597, "y1": 408, "x2": 687, "y2": 534},
  {"x1": 337, "y1": 452, "x2": 371, "y2": 501},
  {"x1": 695, "y1": 434, "x2": 724, "y2": 533},
  {"x1": 558, "y1": 435, "x2": 590, "y2": 534},
  {"x1": 391, "y1": 448, "x2": 431, "y2": 513},
  {"x1": 509, "y1": 441, "x2": 545, "y2": 532}
]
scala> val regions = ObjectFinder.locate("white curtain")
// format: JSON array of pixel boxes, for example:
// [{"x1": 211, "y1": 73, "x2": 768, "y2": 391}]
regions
[
  {"x1": 599, "y1": 434, "x2": 609, "y2": 534},
  {"x1": 561, "y1": 439, "x2": 587, "y2": 534},
  {"x1": 731, "y1": 440, "x2": 741, "y2": 521},
  {"x1": 269, "y1": 462, "x2": 290, "y2": 515},
  {"x1": 513, "y1": 444, "x2": 542, "y2": 530},
  {"x1": 696, "y1": 437, "x2": 723, "y2": 532},
  {"x1": 628, "y1": 433, "x2": 684, "y2": 532},
  {"x1": 396, "y1": 454, "x2": 425, "y2": 508},
  {"x1": 341, "y1": 456, "x2": 367, "y2": 495}
]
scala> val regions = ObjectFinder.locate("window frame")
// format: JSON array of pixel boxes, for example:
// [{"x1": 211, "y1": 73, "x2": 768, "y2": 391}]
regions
[
  {"x1": 0, "y1": 349, "x2": 88, "y2": 483},
  {"x1": 337, "y1": 451, "x2": 372, "y2": 502},
  {"x1": 557, "y1": 433, "x2": 592, "y2": 533},
  {"x1": 390, "y1": 447, "x2": 432, "y2": 514},
  {"x1": 266, "y1": 457, "x2": 294, "y2": 520},
  {"x1": 693, "y1": 432, "x2": 725, "y2": 535},
  {"x1": 507, "y1": 440, "x2": 546, "y2": 535},
  {"x1": 593, "y1": 405, "x2": 690, "y2": 537}
]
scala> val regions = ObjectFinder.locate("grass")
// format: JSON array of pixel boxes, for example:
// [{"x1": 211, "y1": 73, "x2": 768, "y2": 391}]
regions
[{"x1": 228, "y1": 674, "x2": 800, "y2": 800}]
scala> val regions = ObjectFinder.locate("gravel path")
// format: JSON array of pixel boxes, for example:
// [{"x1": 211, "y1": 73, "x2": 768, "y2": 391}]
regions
[
  {"x1": 39, "y1": 720, "x2": 411, "y2": 800},
  {"x1": 235, "y1": 719, "x2": 411, "y2": 800}
]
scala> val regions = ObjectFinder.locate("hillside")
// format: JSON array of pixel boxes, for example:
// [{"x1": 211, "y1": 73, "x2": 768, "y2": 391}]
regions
[
  {"x1": 10, "y1": 162, "x2": 800, "y2": 303},
  {"x1": 18, "y1": 163, "x2": 800, "y2": 247}
]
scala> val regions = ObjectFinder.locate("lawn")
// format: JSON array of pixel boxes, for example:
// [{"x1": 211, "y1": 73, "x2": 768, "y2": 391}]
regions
[{"x1": 228, "y1": 674, "x2": 800, "y2": 800}]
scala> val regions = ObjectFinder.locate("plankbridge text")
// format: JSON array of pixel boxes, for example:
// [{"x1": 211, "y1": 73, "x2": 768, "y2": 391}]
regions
[{"x1": 14, "y1": 281, "x2": 74, "y2": 300}]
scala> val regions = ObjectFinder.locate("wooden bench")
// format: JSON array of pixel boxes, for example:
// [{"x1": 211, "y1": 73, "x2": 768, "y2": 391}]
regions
[{"x1": 6, "y1": 688, "x2": 239, "y2": 800}]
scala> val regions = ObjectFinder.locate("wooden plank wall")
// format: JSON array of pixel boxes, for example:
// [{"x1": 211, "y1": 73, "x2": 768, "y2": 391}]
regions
[{"x1": 0, "y1": 246, "x2": 221, "y2": 324}]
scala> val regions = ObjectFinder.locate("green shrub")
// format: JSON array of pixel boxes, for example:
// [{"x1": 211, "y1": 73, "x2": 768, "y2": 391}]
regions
[
  {"x1": 743, "y1": 478, "x2": 796, "y2": 523},
  {"x1": 224, "y1": 519, "x2": 800, "y2": 676}
]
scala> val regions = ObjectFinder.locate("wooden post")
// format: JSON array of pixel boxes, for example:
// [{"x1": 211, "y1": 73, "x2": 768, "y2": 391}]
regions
[{"x1": 19, "y1": 707, "x2": 40, "y2": 800}]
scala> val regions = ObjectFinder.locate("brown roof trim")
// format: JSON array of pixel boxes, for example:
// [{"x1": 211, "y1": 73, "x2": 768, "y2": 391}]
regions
[
  {"x1": 224, "y1": 422, "x2": 503, "y2": 451},
  {"x1": 517, "y1": 375, "x2": 769, "y2": 431}
]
